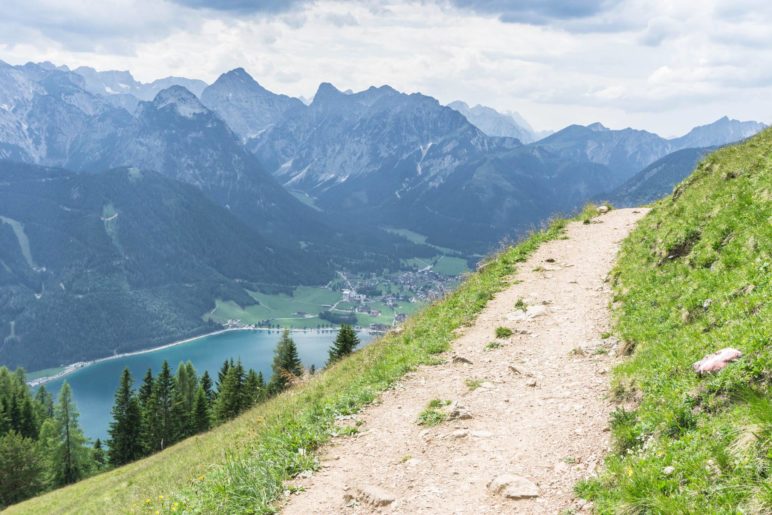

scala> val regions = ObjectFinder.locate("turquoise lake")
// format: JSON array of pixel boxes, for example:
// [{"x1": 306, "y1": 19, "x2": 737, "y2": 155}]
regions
[{"x1": 42, "y1": 329, "x2": 373, "y2": 442}]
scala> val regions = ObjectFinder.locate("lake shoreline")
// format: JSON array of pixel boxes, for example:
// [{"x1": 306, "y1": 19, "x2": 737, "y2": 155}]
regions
[{"x1": 27, "y1": 326, "x2": 357, "y2": 387}]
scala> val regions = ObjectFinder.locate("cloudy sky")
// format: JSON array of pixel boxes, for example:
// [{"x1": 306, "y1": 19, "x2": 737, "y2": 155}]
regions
[{"x1": 1, "y1": 0, "x2": 769, "y2": 136}]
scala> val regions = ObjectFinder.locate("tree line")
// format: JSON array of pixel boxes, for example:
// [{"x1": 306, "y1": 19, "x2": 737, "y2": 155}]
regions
[{"x1": 0, "y1": 326, "x2": 360, "y2": 508}]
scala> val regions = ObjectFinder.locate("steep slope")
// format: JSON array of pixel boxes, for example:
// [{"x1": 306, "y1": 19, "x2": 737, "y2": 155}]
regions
[
  {"x1": 578, "y1": 129, "x2": 771, "y2": 512},
  {"x1": 201, "y1": 68, "x2": 304, "y2": 141},
  {"x1": 605, "y1": 147, "x2": 712, "y2": 207},
  {"x1": 0, "y1": 161, "x2": 323, "y2": 371},
  {"x1": 447, "y1": 100, "x2": 535, "y2": 142},
  {"x1": 251, "y1": 83, "x2": 612, "y2": 253},
  {"x1": 70, "y1": 86, "x2": 318, "y2": 239},
  {"x1": 0, "y1": 61, "x2": 130, "y2": 164}
]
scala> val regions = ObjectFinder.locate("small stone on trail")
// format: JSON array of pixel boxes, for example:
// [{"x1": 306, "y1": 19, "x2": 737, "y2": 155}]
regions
[
  {"x1": 452, "y1": 429, "x2": 469, "y2": 439},
  {"x1": 597, "y1": 205, "x2": 610, "y2": 214},
  {"x1": 448, "y1": 402, "x2": 473, "y2": 420},
  {"x1": 508, "y1": 365, "x2": 522, "y2": 375},
  {"x1": 471, "y1": 430, "x2": 492, "y2": 438},
  {"x1": 348, "y1": 484, "x2": 396, "y2": 507},
  {"x1": 692, "y1": 348, "x2": 742, "y2": 374},
  {"x1": 526, "y1": 378, "x2": 537, "y2": 387},
  {"x1": 507, "y1": 305, "x2": 548, "y2": 322},
  {"x1": 487, "y1": 474, "x2": 539, "y2": 499},
  {"x1": 452, "y1": 355, "x2": 473, "y2": 365},
  {"x1": 663, "y1": 466, "x2": 675, "y2": 476}
]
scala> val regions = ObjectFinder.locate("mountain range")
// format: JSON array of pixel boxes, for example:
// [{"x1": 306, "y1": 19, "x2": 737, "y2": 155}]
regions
[{"x1": 0, "y1": 59, "x2": 766, "y2": 369}]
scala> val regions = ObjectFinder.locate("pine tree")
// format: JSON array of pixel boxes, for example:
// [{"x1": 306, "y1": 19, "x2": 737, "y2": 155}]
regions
[
  {"x1": 0, "y1": 398, "x2": 9, "y2": 435},
  {"x1": 200, "y1": 370, "x2": 214, "y2": 403},
  {"x1": 192, "y1": 386, "x2": 210, "y2": 433},
  {"x1": 145, "y1": 361, "x2": 178, "y2": 452},
  {"x1": 107, "y1": 368, "x2": 144, "y2": 466},
  {"x1": 244, "y1": 369, "x2": 264, "y2": 407},
  {"x1": 47, "y1": 382, "x2": 92, "y2": 486},
  {"x1": 92, "y1": 439, "x2": 106, "y2": 471},
  {"x1": 327, "y1": 324, "x2": 360, "y2": 365},
  {"x1": 216, "y1": 359, "x2": 233, "y2": 392},
  {"x1": 268, "y1": 330, "x2": 303, "y2": 394},
  {"x1": 214, "y1": 360, "x2": 246, "y2": 421},
  {"x1": 173, "y1": 362, "x2": 197, "y2": 438},
  {"x1": 0, "y1": 431, "x2": 45, "y2": 506},
  {"x1": 256, "y1": 371, "x2": 265, "y2": 402},
  {"x1": 18, "y1": 396, "x2": 37, "y2": 439},
  {"x1": 34, "y1": 385, "x2": 54, "y2": 420},
  {"x1": 138, "y1": 368, "x2": 154, "y2": 408}
]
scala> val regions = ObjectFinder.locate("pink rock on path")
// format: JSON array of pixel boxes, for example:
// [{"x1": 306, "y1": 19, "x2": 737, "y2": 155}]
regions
[{"x1": 692, "y1": 348, "x2": 743, "y2": 374}]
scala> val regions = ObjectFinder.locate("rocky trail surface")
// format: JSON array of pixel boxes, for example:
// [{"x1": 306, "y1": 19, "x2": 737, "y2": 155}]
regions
[{"x1": 282, "y1": 208, "x2": 649, "y2": 514}]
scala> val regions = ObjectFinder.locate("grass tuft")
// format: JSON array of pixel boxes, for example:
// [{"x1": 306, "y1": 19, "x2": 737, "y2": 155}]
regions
[
  {"x1": 465, "y1": 378, "x2": 483, "y2": 391},
  {"x1": 495, "y1": 327, "x2": 513, "y2": 338},
  {"x1": 418, "y1": 399, "x2": 451, "y2": 426}
]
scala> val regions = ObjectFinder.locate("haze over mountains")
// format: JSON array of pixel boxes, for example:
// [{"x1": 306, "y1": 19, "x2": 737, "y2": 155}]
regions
[{"x1": 0, "y1": 59, "x2": 765, "y2": 369}]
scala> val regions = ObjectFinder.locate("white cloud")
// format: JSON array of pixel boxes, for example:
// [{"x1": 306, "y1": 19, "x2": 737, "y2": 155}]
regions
[{"x1": 0, "y1": 0, "x2": 769, "y2": 135}]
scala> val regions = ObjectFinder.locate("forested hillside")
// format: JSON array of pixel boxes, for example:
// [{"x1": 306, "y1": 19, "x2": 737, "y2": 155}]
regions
[{"x1": 0, "y1": 162, "x2": 327, "y2": 370}]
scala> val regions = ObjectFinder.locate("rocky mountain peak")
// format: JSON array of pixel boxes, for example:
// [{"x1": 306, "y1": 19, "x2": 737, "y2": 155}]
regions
[
  {"x1": 587, "y1": 122, "x2": 608, "y2": 132},
  {"x1": 312, "y1": 82, "x2": 346, "y2": 105},
  {"x1": 150, "y1": 85, "x2": 207, "y2": 118}
]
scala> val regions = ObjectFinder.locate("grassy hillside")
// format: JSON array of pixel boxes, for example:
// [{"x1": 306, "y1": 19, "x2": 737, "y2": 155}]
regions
[
  {"x1": 8, "y1": 215, "x2": 570, "y2": 514},
  {"x1": 578, "y1": 130, "x2": 771, "y2": 511}
]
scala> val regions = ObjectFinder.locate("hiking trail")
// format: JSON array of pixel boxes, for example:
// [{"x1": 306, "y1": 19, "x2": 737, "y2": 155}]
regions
[{"x1": 283, "y1": 208, "x2": 649, "y2": 514}]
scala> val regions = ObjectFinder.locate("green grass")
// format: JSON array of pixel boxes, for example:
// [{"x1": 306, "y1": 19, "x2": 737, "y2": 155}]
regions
[
  {"x1": 495, "y1": 326, "x2": 513, "y2": 338},
  {"x1": 401, "y1": 255, "x2": 470, "y2": 276},
  {"x1": 485, "y1": 341, "x2": 503, "y2": 351},
  {"x1": 9, "y1": 213, "x2": 569, "y2": 514},
  {"x1": 515, "y1": 298, "x2": 528, "y2": 312},
  {"x1": 383, "y1": 227, "x2": 461, "y2": 256},
  {"x1": 576, "y1": 130, "x2": 771, "y2": 513},
  {"x1": 432, "y1": 256, "x2": 470, "y2": 276},
  {"x1": 465, "y1": 378, "x2": 483, "y2": 391},
  {"x1": 209, "y1": 286, "x2": 421, "y2": 329},
  {"x1": 417, "y1": 399, "x2": 451, "y2": 426},
  {"x1": 207, "y1": 286, "x2": 340, "y2": 328}
]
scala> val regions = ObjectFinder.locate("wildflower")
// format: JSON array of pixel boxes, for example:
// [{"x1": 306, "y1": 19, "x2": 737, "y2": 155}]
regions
[{"x1": 626, "y1": 467, "x2": 633, "y2": 477}]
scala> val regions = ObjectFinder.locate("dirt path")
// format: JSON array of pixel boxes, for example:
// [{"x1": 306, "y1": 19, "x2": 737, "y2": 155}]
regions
[{"x1": 282, "y1": 208, "x2": 648, "y2": 514}]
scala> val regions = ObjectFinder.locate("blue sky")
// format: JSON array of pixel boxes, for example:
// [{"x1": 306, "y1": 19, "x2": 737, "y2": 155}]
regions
[{"x1": 1, "y1": 0, "x2": 769, "y2": 135}]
